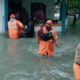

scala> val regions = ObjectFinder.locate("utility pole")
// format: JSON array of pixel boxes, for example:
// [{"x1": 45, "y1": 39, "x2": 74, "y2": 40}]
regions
[{"x1": 60, "y1": 0, "x2": 66, "y2": 32}]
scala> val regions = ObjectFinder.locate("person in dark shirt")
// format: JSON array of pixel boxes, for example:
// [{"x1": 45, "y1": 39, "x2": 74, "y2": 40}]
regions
[{"x1": 26, "y1": 16, "x2": 34, "y2": 38}]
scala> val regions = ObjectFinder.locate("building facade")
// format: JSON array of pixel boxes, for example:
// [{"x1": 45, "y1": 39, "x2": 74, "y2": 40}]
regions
[{"x1": 0, "y1": 0, "x2": 66, "y2": 33}]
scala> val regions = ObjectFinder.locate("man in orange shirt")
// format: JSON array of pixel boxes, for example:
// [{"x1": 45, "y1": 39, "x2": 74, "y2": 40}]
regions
[
  {"x1": 37, "y1": 20, "x2": 61, "y2": 56},
  {"x1": 8, "y1": 14, "x2": 24, "y2": 39}
]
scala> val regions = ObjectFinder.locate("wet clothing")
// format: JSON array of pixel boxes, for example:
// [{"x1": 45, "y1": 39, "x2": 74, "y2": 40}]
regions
[
  {"x1": 73, "y1": 43, "x2": 80, "y2": 80},
  {"x1": 37, "y1": 28, "x2": 58, "y2": 56},
  {"x1": 37, "y1": 26, "x2": 53, "y2": 41},
  {"x1": 8, "y1": 19, "x2": 24, "y2": 39},
  {"x1": 40, "y1": 32, "x2": 53, "y2": 41}
]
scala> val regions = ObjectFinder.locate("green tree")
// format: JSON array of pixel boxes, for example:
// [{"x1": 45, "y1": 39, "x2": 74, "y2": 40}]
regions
[{"x1": 67, "y1": 0, "x2": 80, "y2": 27}]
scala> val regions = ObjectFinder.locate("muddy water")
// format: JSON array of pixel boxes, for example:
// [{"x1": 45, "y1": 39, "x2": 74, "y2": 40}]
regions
[{"x1": 0, "y1": 30, "x2": 80, "y2": 80}]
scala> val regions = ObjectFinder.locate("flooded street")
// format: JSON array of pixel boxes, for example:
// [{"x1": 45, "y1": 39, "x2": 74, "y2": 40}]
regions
[{"x1": 0, "y1": 29, "x2": 80, "y2": 80}]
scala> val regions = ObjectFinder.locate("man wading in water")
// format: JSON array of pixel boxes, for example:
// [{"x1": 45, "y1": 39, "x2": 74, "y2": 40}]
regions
[{"x1": 37, "y1": 20, "x2": 61, "y2": 56}]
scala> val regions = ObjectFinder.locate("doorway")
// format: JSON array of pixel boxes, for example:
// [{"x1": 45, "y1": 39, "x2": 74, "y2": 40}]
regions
[
  {"x1": 31, "y1": 2, "x2": 46, "y2": 23},
  {"x1": 8, "y1": 0, "x2": 28, "y2": 25},
  {"x1": 8, "y1": 0, "x2": 22, "y2": 20}
]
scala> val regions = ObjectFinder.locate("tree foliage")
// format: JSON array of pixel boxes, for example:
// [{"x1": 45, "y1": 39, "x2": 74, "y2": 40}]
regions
[{"x1": 67, "y1": 0, "x2": 80, "y2": 13}]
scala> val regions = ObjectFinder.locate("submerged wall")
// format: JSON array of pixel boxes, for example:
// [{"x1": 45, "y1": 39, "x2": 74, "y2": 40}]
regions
[
  {"x1": 22, "y1": 0, "x2": 55, "y2": 19},
  {"x1": 0, "y1": 0, "x2": 4, "y2": 33}
]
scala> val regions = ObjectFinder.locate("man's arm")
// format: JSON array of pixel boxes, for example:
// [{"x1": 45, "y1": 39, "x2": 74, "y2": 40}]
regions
[
  {"x1": 52, "y1": 30, "x2": 61, "y2": 48},
  {"x1": 17, "y1": 20, "x2": 24, "y2": 32}
]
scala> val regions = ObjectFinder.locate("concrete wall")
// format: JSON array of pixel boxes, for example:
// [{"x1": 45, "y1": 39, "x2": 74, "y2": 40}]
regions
[
  {"x1": 22, "y1": 0, "x2": 55, "y2": 19},
  {"x1": 0, "y1": 0, "x2": 4, "y2": 33}
]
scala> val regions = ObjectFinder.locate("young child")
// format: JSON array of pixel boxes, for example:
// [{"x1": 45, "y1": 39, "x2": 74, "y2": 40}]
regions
[
  {"x1": 37, "y1": 20, "x2": 44, "y2": 36},
  {"x1": 37, "y1": 20, "x2": 54, "y2": 41},
  {"x1": 36, "y1": 20, "x2": 44, "y2": 43}
]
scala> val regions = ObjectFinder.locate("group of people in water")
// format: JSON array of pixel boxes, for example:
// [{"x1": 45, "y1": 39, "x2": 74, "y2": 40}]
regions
[
  {"x1": 8, "y1": 14, "x2": 80, "y2": 80},
  {"x1": 8, "y1": 13, "x2": 61, "y2": 56}
]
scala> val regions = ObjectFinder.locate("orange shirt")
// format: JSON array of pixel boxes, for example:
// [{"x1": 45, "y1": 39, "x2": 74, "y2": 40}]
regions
[
  {"x1": 37, "y1": 28, "x2": 58, "y2": 56},
  {"x1": 8, "y1": 20, "x2": 24, "y2": 39}
]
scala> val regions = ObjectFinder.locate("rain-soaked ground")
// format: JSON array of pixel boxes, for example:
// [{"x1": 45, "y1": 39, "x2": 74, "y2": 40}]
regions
[{"x1": 0, "y1": 29, "x2": 80, "y2": 80}]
